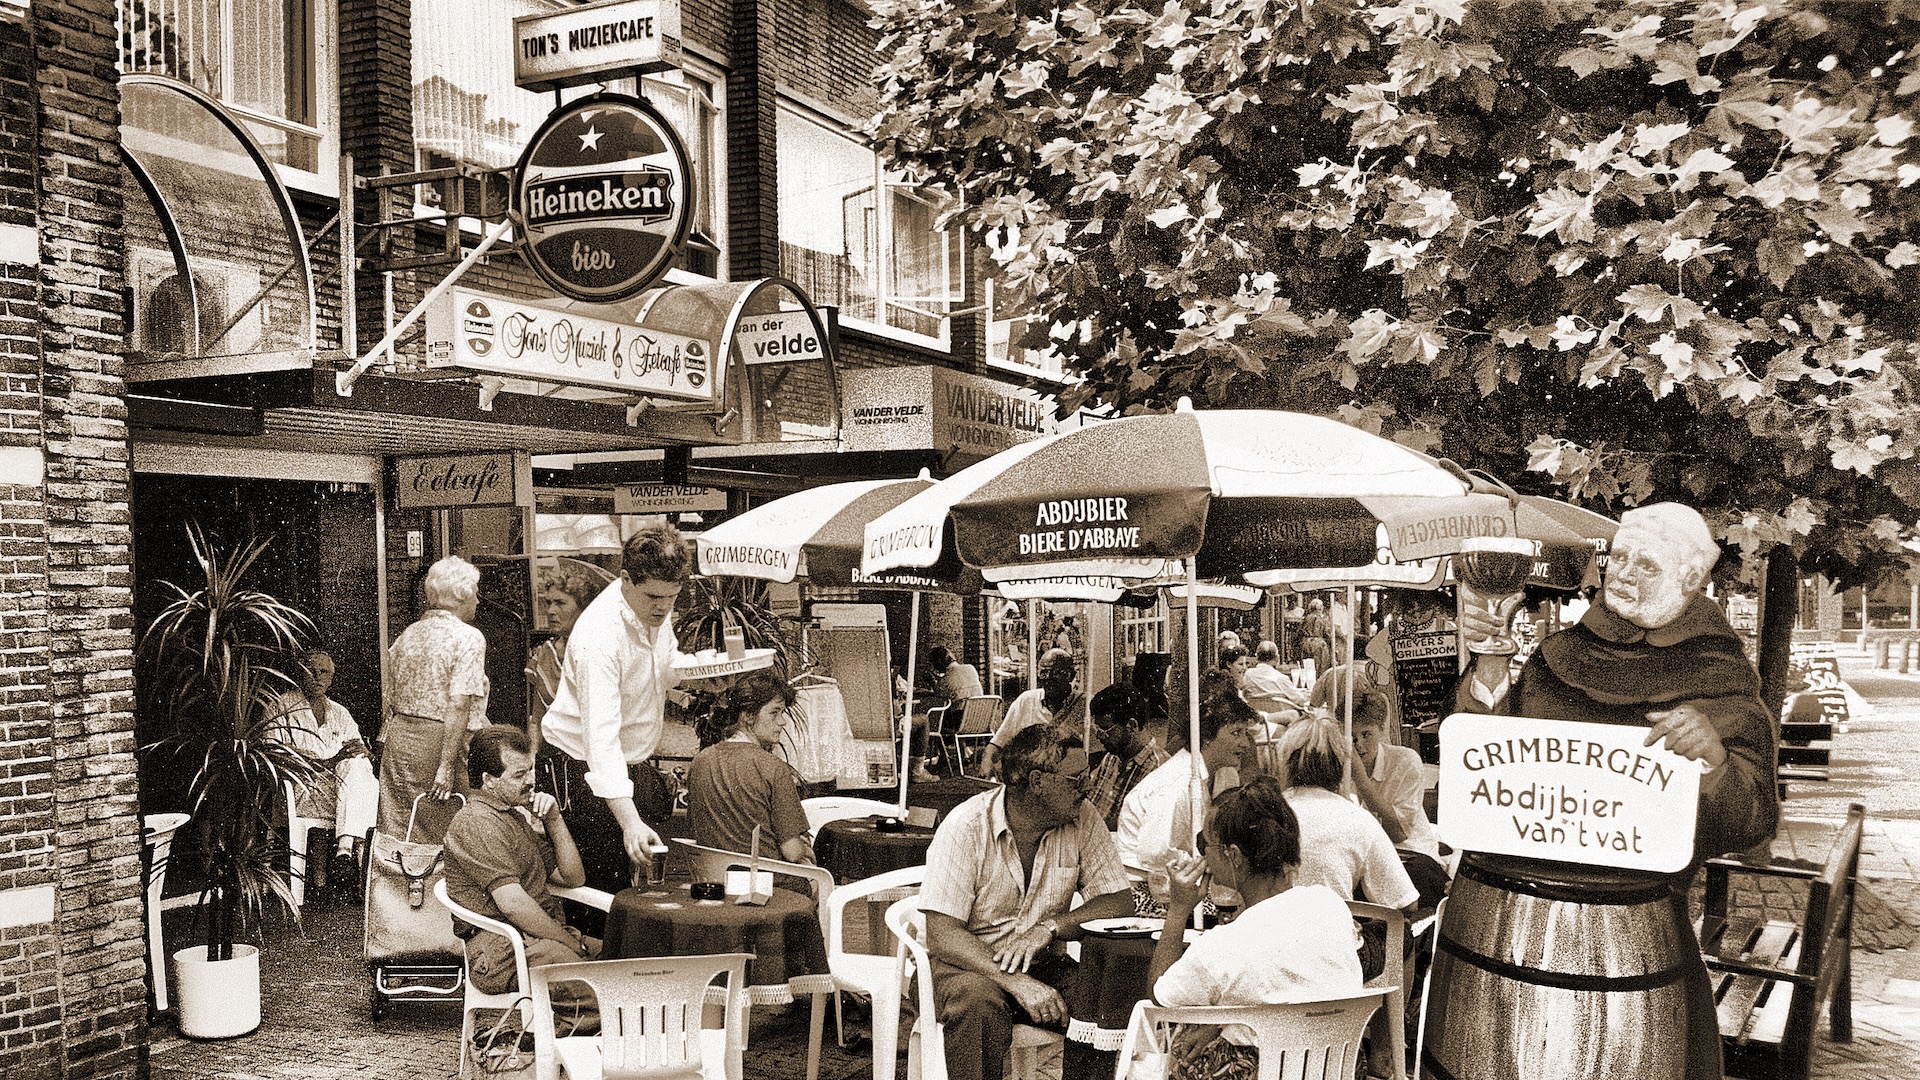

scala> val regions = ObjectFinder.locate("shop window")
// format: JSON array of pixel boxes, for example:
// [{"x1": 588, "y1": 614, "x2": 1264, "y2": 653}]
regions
[
  {"x1": 777, "y1": 103, "x2": 963, "y2": 347},
  {"x1": 117, "y1": 0, "x2": 337, "y2": 194},
  {"x1": 411, "y1": 0, "x2": 725, "y2": 278}
]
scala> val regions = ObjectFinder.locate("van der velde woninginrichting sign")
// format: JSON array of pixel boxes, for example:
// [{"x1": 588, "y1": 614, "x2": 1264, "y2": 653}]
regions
[
  {"x1": 513, "y1": 93, "x2": 691, "y2": 303},
  {"x1": 514, "y1": 0, "x2": 683, "y2": 92},
  {"x1": 424, "y1": 286, "x2": 714, "y2": 402},
  {"x1": 840, "y1": 366, "x2": 1054, "y2": 459},
  {"x1": 395, "y1": 452, "x2": 533, "y2": 510}
]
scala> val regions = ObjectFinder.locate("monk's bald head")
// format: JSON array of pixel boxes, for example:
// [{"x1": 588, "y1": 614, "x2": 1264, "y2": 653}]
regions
[{"x1": 1605, "y1": 503, "x2": 1717, "y2": 628}]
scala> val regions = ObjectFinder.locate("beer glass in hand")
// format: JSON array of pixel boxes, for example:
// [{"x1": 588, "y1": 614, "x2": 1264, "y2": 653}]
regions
[{"x1": 1455, "y1": 538, "x2": 1534, "y2": 656}]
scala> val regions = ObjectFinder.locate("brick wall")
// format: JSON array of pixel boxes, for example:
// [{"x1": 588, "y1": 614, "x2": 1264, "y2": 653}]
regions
[
  {"x1": 0, "y1": 1, "x2": 146, "y2": 1076},
  {"x1": 338, "y1": 0, "x2": 419, "y2": 358}
]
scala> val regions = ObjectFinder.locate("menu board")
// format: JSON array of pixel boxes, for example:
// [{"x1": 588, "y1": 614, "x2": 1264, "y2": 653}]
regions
[{"x1": 1392, "y1": 629, "x2": 1459, "y2": 730}]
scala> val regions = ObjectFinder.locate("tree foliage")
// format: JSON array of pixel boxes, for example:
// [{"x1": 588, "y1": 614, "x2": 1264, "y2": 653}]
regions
[{"x1": 869, "y1": 0, "x2": 1920, "y2": 585}]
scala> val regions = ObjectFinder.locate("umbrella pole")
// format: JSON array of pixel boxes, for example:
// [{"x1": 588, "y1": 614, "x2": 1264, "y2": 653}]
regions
[
  {"x1": 1342, "y1": 584, "x2": 1356, "y2": 791},
  {"x1": 1027, "y1": 600, "x2": 1039, "y2": 691},
  {"x1": 1186, "y1": 563, "x2": 1203, "y2": 932},
  {"x1": 900, "y1": 591, "x2": 920, "y2": 813}
]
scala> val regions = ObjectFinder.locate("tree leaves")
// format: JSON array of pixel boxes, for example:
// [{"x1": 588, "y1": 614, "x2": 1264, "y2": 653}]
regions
[{"x1": 868, "y1": 0, "x2": 1920, "y2": 584}]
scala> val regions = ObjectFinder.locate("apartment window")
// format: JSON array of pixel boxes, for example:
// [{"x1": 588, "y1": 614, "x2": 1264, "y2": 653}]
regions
[
  {"x1": 118, "y1": 0, "x2": 336, "y2": 193},
  {"x1": 412, "y1": 0, "x2": 725, "y2": 277},
  {"x1": 985, "y1": 275, "x2": 1071, "y2": 382},
  {"x1": 777, "y1": 104, "x2": 963, "y2": 346}
]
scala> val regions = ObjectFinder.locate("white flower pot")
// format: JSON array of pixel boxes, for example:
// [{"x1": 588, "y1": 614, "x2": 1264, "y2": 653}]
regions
[{"x1": 172, "y1": 944, "x2": 261, "y2": 1038}]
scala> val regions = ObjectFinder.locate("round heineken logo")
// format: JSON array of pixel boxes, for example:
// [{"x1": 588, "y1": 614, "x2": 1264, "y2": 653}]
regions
[{"x1": 514, "y1": 94, "x2": 692, "y2": 302}]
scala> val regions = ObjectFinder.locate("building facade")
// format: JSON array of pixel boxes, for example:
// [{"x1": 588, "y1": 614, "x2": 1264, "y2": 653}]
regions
[{"x1": 0, "y1": 0, "x2": 1075, "y2": 1072}]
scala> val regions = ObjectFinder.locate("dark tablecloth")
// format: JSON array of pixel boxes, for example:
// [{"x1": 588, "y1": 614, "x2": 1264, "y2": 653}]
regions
[
  {"x1": 1064, "y1": 931, "x2": 1159, "y2": 1051},
  {"x1": 813, "y1": 816, "x2": 937, "y2": 884},
  {"x1": 602, "y1": 883, "x2": 835, "y2": 1005}
]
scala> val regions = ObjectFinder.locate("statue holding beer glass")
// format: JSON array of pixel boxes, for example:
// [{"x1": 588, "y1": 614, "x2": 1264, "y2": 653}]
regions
[{"x1": 1430, "y1": 503, "x2": 1778, "y2": 1080}]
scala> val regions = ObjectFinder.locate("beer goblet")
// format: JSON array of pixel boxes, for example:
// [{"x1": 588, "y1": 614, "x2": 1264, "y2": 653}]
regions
[{"x1": 1454, "y1": 537, "x2": 1535, "y2": 656}]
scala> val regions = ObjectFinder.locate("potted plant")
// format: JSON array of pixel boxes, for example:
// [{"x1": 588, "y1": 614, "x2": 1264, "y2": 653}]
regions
[
  {"x1": 138, "y1": 524, "x2": 321, "y2": 1038},
  {"x1": 675, "y1": 574, "x2": 793, "y2": 672}
]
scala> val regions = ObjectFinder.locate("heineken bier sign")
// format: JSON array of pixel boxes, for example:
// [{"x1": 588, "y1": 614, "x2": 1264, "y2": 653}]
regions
[{"x1": 513, "y1": 94, "x2": 692, "y2": 303}]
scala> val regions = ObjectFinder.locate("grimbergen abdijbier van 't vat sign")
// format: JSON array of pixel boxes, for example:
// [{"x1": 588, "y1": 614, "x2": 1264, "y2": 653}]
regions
[
  {"x1": 1436, "y1": 714, "x2": 1701, "y2": 873},
  {"x1": 513, "y1": 94, "x2": 691, "y2": 303}
]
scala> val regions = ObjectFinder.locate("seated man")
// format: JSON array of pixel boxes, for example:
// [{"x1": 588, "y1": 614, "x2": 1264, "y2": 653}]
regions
[
  {"x1": 921, "y1": 725, "x2": 1134, "y2": 1080},
  {"x1": 1117, "y1": 677, "x2": 1257, "y2": 908},
  {"x1": 444, "y1": 725, "x2": 599, "y2": 1024},
  {"x1": 981, "y1": 649, "x2": 1081, "y2": 779},
  {"x1": 1083, "y1": 685, "x2": 1170, "y2": 833},
  {"x1": 266, "y1": 647, "x2": 378, "y2": 892},
  {"x1": 1239, "y1": 640, "x2": 1308, "y2": 718},
  {"x1": 1346, "y1": 692, "x2": 1449, "y2": 907},
  {"x1": 916, "y1": 646, "x2": 984, "y2": 780}
]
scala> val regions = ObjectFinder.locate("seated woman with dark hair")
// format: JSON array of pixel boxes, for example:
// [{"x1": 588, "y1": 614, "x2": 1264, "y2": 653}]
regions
[
  {"x1": 686, "y1": 671, "x2": 815, "y2": 865},
  {"x1": 1144, "y1": 776, "x2": 1365, "y2": 1079}
]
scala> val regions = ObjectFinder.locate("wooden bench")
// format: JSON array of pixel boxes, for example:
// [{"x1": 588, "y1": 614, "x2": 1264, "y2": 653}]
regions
[
  {"x1": 1776, "y1": 691, "x2": 1839, "y2": 798},
  {"x1": 1697, "y1": 801, "x2": 1864, "y2": 1080}
]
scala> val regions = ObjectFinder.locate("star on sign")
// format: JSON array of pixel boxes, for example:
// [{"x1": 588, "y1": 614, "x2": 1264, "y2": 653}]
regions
[{"x1": 577, "y1": 125, "x2": 604, "y2": 152}]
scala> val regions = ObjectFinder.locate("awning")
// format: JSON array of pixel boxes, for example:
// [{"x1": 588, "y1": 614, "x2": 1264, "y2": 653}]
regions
[{"x1": 119, "y1": 75, "x2": 314, "y2": 369}]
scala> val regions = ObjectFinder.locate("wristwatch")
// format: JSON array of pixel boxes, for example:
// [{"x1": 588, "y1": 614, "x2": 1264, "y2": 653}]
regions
[{"x1": 1039, "y1": 918, "x2": 1060, "y2": 940}]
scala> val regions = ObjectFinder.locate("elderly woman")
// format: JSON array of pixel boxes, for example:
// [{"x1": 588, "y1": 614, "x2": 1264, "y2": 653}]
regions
[
  {"x1": 381, "y1": 555, "x2": 489, "y2": 843},
  {"x1": 526, "y1": 564, "x2": 601, "y2": 756},
  {"x1": 685, "y1": 671, "x2": 814, "y2": 865}
]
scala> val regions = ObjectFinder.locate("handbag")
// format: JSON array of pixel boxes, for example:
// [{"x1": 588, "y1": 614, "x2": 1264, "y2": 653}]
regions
[{"x1": 470, "y1": 998, "x2": 534, "y2": 1078}]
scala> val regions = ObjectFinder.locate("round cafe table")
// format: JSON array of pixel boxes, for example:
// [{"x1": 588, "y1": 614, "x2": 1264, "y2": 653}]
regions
[
  {"x1": 813, "y1": 816, "x2": 936, "y2": 884},
  {"x1": 603, "y1": 882, "x2": 837, "y2": 1080},
  {"x1": 602, "y1": 882, "x2": 835, "y2": 1002},
  {"x1": 1065, "y1": 929, "x2": 1162, "y2": 1051}
]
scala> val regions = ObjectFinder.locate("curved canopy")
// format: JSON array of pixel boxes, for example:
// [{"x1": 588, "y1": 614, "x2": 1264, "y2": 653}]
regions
[{"x1": 119, "y1": 76, "x2": 314, "y2": 363}]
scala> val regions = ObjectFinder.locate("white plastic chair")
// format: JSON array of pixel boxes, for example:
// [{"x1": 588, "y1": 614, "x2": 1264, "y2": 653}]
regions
[
  {"x1": 1411, "y1": 897, "x2": 1445, "y2": 1080},
  {"x1": 1348, "y1": 900, "x2": 1409, "y2": 1080},
  {"x1": 1113, "y1": 991, "x2": 1389, "y2": 1080},
  {"x1": 825, "y1": 866, "x2": 924, "y2": 1080},
  {"x1": 285, "y1": 778, "x2": 330, "y2": 908},
  {"x1": 946, "y1": 697, "x2": 1004, "y2": 779},
  {"x1": 142, "y1": 812, "x2": 193, "y2": 1012},
  {"x1": 801, "y1": 796, "x2": 903, "y2": 835},
  {"x1": 529, "y1": 952, "x2": 752, "y2": 1080},
  {"x1": 885, "y1": 895, "x2": 1061, "y2": 1080},
  {"x1": 671, "y1": 838, "x2": 837, "y2": 932},
  {"x1": 433, "y1": 878, "x2": 614, "y2": 1079},
  {"x1": 671, "y1": 838, "x2": 835, "y2": 1080}
]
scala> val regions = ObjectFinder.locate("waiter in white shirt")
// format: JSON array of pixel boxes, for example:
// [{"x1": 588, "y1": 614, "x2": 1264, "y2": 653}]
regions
[{"x1": 538, "y1": 523, "x2": 692, "y2": 898}]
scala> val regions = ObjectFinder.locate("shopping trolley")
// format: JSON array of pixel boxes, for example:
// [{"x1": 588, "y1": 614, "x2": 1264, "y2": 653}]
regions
[{"x1": 364, "y1": 792, "x2": 467, "y2": 1019}]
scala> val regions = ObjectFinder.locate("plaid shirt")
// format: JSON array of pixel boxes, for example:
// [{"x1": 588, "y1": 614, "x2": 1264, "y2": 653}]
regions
[{"x1": 1087, "y1": 737, "x2": 1171, "y2": 832}]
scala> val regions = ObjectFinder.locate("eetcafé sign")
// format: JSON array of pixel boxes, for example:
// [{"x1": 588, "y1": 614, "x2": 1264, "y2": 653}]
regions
[
  {"x1": 514, "y1": 0, "x2": 683, "y2": 92},
  {"x1": 395, "y1": 452, "x2": 533, "y2": 510},
  {"x1": 1436, "y1": 713, "x2": 1702, "y2": 873}
]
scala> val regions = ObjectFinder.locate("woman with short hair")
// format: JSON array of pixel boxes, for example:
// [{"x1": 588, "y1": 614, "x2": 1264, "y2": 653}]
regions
[
  {"x1": 686, "y1": 671, "x2": 815, "y2": 865},
  {"x1": 381, "y1": 555, "x2": 489, "y2": 842}
]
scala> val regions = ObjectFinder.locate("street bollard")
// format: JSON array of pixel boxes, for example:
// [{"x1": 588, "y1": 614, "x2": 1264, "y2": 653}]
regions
[
  {"x1": 1878, "y1": 638, "x2": 1890, "y2": 667},
  {"x1": 1902, "y1": 640, "x2": 1913, "y2": 674}
]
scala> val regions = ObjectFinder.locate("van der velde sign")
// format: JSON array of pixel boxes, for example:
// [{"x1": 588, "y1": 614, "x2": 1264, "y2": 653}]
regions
[
  {"x1": 513, "y1": 94, "x2": 691, "y2": 303},
  {"x1": 424, "y1": 286, "x2": 714, "y2": 402}
]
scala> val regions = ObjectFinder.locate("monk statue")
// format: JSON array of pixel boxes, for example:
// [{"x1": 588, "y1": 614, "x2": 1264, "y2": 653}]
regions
[{"x1": 1427, "y1": 502, "x2": 1778, "y2": 1080}]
